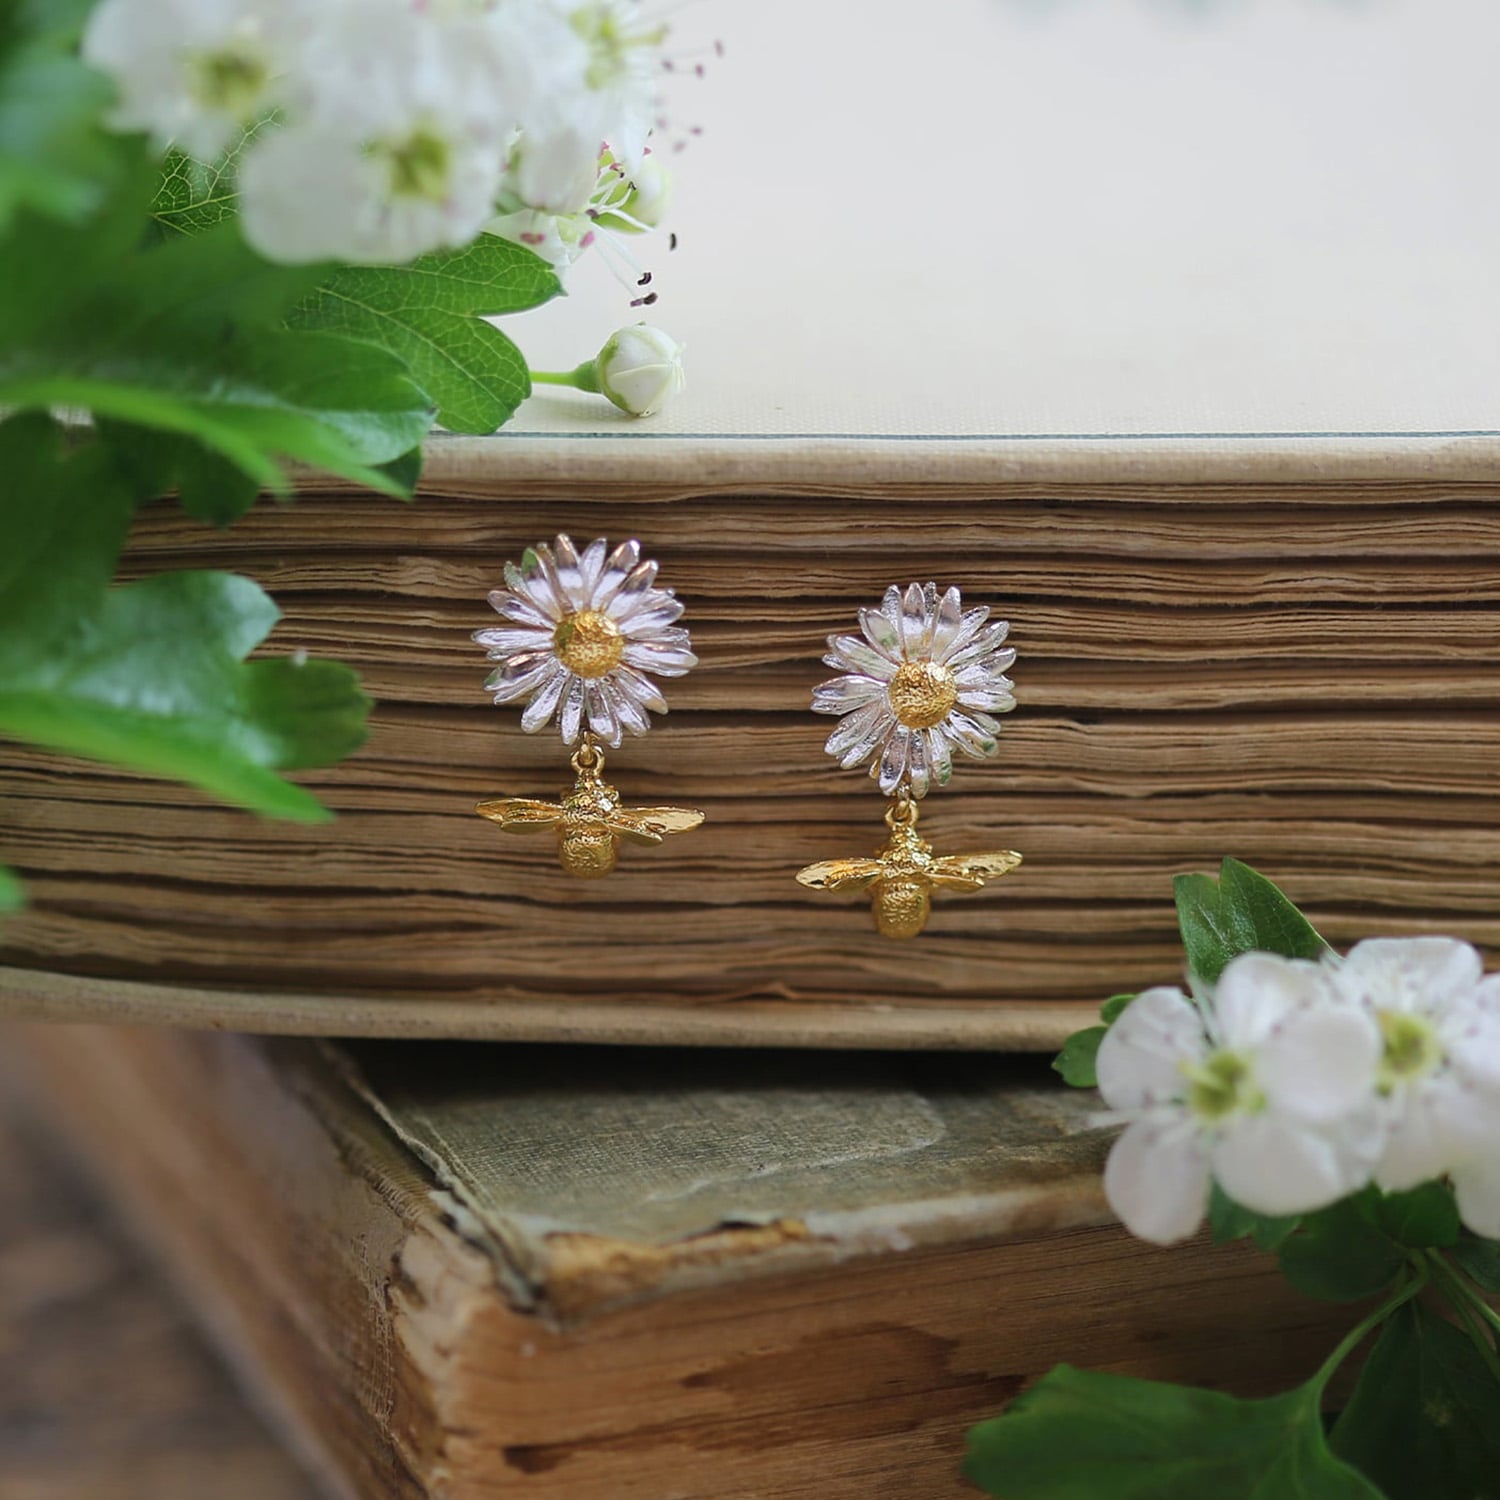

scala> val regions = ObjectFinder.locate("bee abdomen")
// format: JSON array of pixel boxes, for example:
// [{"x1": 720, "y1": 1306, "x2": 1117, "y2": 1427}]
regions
[
  {"x1": 559, "y1": 828, "x2": 618, "y2": 878},
  {"x1": 872, "y1": 878, "x2": 931, "y2": 940}
]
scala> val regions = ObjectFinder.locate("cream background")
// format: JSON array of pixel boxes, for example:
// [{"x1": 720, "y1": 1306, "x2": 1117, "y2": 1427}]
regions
[{"x1": 506, "y1": 0, "x2": 1500, "y2": 440}]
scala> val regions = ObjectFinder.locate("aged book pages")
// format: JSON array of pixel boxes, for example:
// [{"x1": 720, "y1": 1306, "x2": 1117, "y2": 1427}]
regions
[
  {"x1": 4, "y1": 470, "x2": 1500, "y2": 1045},
  {"x1": 3, "y1": 0, "x2": 1498, "y2": 1044},
  {"x1": 2, "y1": 1024, "x2": 1361, "y2": 1499}
]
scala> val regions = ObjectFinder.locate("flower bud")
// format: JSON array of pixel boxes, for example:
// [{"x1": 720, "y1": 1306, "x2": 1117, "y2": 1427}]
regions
[{"x1": 594, "y1": 324, "x2": 685, "y2": 417}]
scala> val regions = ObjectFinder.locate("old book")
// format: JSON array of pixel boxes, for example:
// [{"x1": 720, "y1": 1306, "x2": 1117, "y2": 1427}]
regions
[
  {"x1": 4, "y1": 0, "x2": 1499, "y2": 1045},
  {"x1": 1, "y1": 1021, "x2": 1356, "y2": 1499}
]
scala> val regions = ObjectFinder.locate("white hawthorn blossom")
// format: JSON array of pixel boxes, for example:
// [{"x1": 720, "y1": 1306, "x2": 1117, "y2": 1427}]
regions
[
  {"x1": 240, "y1": 114, "x2": 506, "y2": 265},
  {"x1": 517, "y1": 0, "x2": 663, "y2": 175},
  {"x1": 83, "y1": 0, "x2": 295, "y2": 161},
  {"x1": 1326, "y1": 937, "x2": 1500, "y2": 1236},
  {"x1": 237, "y1": 0, "x2": 512, "y2": 263},
  {"x1": 1096, "y1": 954, "x2": 1384, "y2": 1244},
  {"x1": 84, "y1": 0, "x2": 676, "y2": 269}
]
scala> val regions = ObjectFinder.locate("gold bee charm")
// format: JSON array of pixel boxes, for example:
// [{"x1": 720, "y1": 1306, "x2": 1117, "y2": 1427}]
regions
[
  {"x1": 477, "y1": 739, "x2": 703, "y2": 879},
  {"x1": 798, "y1": 581, "x2": 1021, "y2": 937},
  {"x1": 798, "y1": 795, "x2": 1021, "y2": 939}
]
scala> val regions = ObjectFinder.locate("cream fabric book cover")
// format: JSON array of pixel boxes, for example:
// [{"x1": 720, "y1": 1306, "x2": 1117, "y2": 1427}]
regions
[{"x1": 496, "y1": 0, "x2": 1500, "y2": 476}]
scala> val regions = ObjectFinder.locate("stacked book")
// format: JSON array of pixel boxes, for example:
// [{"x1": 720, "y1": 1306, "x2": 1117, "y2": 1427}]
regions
[{"x1": 6, "y1": 441, "x2": 1499, "y2": 1050}]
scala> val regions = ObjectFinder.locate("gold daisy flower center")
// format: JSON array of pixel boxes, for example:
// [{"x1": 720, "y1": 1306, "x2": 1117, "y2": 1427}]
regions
[
  {"x1": 887, "y1": 660, "x2": 958, "y2": 729},
  {"x1": 553, "y1": 609, "x2": 625, "y2": 678}
]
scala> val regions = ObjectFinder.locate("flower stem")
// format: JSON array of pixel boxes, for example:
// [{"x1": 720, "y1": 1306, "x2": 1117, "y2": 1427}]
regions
[
  {"x1": 1426, "y1": 1251, "x2": 1500, "y2": 1382},
  {"x1": 530, "y1": 359, "x2": 601, "y2": 393},
  {"x1": 1310, "y1": 1263, "x2": 1429, "y2": 1397}
]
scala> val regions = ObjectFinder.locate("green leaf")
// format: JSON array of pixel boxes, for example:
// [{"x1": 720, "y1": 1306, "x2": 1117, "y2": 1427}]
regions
[
  {"x1": 1451, "y1": 1234, "x2": 1500, "y2": 1293},
  {"x1": 1174, "y1": 857, "x2": 1330, "y2": 986},
  {"x1": 98, "y1": 418, "x2": 261, "y2": 524},
  {"x1": 0, "y1": 415, "x2": 368, "y2": 821},
  {"x1": 289, "y1": 234, "x2": 563, "y2": 434},
  {"x1": 1099, "y1": 993, "x2": 1135, "y2": 1024},
  {"x1": 175, "y1": 444, "x2": 263, "y2": 526},
  {"x1": 1373, "y1": 1181, "x2": 1461, "y2": 1250},
  {"x1": 374, "y1": 445, "x2": 424, "y2": 494},
  {"x1": 0, "y1": 210, "x2": 432, "y2": 496},
  {"x1": 1207, "y1": 1182, "x2": 1300, "y2": 1252},
  {"x1": 963, "y1": 1364, "x2": 1383, "y2": 1499},
  {"x1": 0, "y1": 14, "x2": 127, "y2": 231},
  {"x1": 1331, "y1": 1300, "x2": 1500, "y2": 1499},
  {"x1": 150, "y1": 119, "x2": 274, "y2": 237},
  {"x1": 1052, "y1": 1026, "x2": 1107, "y2": 1088},
  {"x1": 0, "y1": 863, "x2": 24, "y2": 913},
  {"x1": 1277, "y1": 1192, "x2": 1406, "y2": 1303}
]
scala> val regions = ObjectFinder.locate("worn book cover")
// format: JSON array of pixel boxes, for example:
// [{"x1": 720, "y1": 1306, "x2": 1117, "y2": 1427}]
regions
[{"x1": 1, "y1": 1023, "x2": 1359, "y2": 1498}]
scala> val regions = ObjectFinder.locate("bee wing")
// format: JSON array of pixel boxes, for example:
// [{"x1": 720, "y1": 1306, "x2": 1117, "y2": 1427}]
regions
[
  {"x1": 929, "y1": 850, "x2": 1023, "y2": 892},
  {"x1": 607, "y1": 806, "x2": 706, "y2": 846},
  {"x1": 796, "y1": 858, "x2": 885, "y2": 893},
  {"x1": 475, "y1": 798, "x2": 564, "y2": 832}
]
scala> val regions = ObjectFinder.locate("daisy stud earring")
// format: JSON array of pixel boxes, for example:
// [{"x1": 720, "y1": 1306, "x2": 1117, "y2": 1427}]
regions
[
  {"x1": 797, "y1": 582, "x2": 1022, "y2": 938},
  {"x1": 471, "y1": 535, "x2": 703, "y2": 879}
]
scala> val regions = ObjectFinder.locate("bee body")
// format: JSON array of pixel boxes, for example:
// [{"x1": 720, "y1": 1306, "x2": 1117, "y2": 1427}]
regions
[
  {"x1": 476, "y1": 759, "x2": 703, "y2": 879},
  {"x1": 797, "y1": 810, "x2": 1021, "y2": 939}
]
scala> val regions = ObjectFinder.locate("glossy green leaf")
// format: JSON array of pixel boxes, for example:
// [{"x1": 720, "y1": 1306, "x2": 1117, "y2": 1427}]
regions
[
  {"x1": 1451, "y1": 1234, "x2": 1500, "y2": 1293},
  {"x1": 1373, "y1": 1181, "x2": 1461, "y2": 1250},
  {"x1": 1099, "y1": 993, "x2": 1135, "y2": 1024},
  {"x1": 1207, "y1": 1182, "x2": 1300, "y2": 1252},
  {"x1": 1277, "y1": 1192, "x2": 1406, "y2": 1303},
  {"x1": 0, "y1": 213, "x2": 431, "y2": 496},
  {"x1": 150, "y1": 120, "x2": 273, "y2": 237},
  {"x1": 1174, "y1": 857, "x2": 1330, "y2": 986},
  {"x1": 374, "y1": 445, "x2": 424, "y2": 493},
  {"x1": 1331, "y1": 1300, "x2": 1500, "y2": 1500},
  {"x1": 99, "y1": 418, "x2": 261, "y2": 524},
  {"x1": 0, "y1": 415, "x2": 368, "y2": 821},
  {"x1": 289, "y1": 233, "x2": 562, "y2": 433},
  {"x1": 0, "y1": 863, "x2": 23, "y2": 913},
  {"x1": 963, "y1": 1364, "x2": 1383, "y2": 1499},
  {"x1": 1052, "y1": 1026, "x2": 1106, "y2": 1088},
  {"x1": 0, "y1": 11, "x2": 125, "y2": 231}
]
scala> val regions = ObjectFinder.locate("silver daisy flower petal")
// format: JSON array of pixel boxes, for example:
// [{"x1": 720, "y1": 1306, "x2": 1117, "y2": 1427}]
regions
[
  {"x1": 474, "y1": 535, "x2": 696, "y2": 748},
  {"x1": 812, "y1": 582, "x2": 1016, "y2": 798}
]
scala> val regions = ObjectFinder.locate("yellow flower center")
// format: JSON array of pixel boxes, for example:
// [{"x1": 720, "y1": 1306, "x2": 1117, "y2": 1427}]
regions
[
  {"x1": 376, "y1": 127, "x2": 452, "y2": 202},
  {"x1": 1181, "y1": 1049, "x2": 1263, "y2": 1121},
  {"x1": 887, "y1": 660, "x2": 958, "y2": 729},
  {"x1": 553, "y1": 609, "x2": 624, "y2": 678},
  {"x1": 1377, "y1": 1010, "x2": 1443, "y2": 1090},
  {"x1": 188, "y1": 46, "x2": 268, "y2": 114}
]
